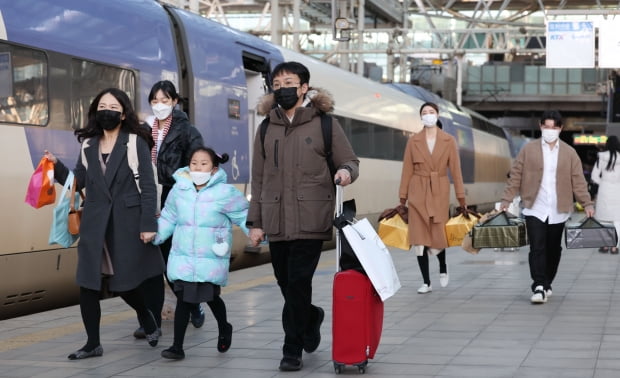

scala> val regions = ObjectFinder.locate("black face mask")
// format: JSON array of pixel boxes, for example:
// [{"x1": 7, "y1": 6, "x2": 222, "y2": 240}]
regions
[
  {"x1": 96, "y1": 110, "x2": 122, "y2": 130},
  {"x1": 274, "y1": 87, "x2": 300, "y2": 110}
]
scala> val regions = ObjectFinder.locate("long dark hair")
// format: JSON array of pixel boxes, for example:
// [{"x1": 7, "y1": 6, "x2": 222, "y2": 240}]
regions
[
  {"x1": 189, "y1": 146, "x2": 230, "y2": 167},
  {"x1": 605, "y1": 135, "x2": 620, "y2": 171},
  {"x1": 75, "y1": 88, "x2": 154, "y2": 149}
]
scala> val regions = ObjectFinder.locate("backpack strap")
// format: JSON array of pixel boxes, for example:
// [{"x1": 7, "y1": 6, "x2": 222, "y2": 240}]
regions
[
  {"x1": 127, "y1": 134, "x2": 162, "y2": 211},
  {"x1": 127, "y1": 134, "x2": 140, "y2": 189},
  {"x1": 80, "y1": 138, "x2": 90, "y2": 170}
]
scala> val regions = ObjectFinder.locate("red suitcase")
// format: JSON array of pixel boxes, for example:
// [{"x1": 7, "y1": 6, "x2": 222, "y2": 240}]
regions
[
  {"x1": 332, "y1": 269, "x2": 384, "y2": 373},
  {"x1": 332, "y1": 185, "x2": 384, "y2": 374}
]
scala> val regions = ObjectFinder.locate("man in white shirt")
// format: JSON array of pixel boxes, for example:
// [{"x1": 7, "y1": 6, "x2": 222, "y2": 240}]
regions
[{"x1": 501, "y1": 110, "x2": 594, "y2": 304}]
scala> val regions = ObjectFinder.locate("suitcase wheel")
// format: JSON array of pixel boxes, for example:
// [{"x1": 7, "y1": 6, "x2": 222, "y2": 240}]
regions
[
  {"x1": 333, "y1": 362, "x2": 344, "y2": 374},
  {"x1": 356, "y1": 360, "x2": 368, "y2": 374}
]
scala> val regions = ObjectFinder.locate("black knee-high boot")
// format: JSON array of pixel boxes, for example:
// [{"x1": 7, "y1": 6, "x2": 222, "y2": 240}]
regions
[
  {"x1": 417, "y1": 248, "x2": 430, "y2": 285},
  {"x1": 437, "y1": 249, "x2": 447, "y2": 274}
]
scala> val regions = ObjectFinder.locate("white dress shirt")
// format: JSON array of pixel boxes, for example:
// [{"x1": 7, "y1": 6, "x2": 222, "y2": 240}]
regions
[{"x1": 522, "y1": 139, "x2": 571, "y2": 224}]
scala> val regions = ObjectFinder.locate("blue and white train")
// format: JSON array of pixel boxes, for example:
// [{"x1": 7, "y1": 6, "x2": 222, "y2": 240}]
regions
[{"x1": 0, "y1": 0, "x2": 512, "y2": 319}]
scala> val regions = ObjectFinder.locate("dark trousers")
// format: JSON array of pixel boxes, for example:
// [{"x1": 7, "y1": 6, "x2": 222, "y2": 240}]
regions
[
  {"x1": 269, "y1": 239, "x2": 322, "y2": 357},
  {"x1": 525, "y1": 216, "x2": 565, "y2": 292}
]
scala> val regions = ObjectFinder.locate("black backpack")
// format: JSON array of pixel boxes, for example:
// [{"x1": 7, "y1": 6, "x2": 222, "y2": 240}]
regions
[{"x1": 259, "y1": 113, "x2": 336, "y2": 177}]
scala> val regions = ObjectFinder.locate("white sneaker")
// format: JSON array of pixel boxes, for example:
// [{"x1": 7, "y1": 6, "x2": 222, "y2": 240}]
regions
[
  {"x1": 545, "y1": 289, "x2": 552, "y2": 298},
  {"x1": 530, "y1": 285, "x2": 547, "y2": 304},
  {"x1": 439, "y1": 273, "x2": 449, "y2": 287},
  {"x1": 417, "y1": 284, "x2": 432, "y2": 294}
]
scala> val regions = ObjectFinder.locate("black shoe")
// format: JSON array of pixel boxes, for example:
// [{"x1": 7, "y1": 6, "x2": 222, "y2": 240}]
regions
[
  {"x1": 303, "y1": 306, "x2": 324, "y2": 353},
  {"x1": 217, "y1": 323, "x2": 233, "y2": 353},
  {"x1": 133, "y1": 326, "x2": 145, "y2": 339},
  {"x1": 161, "y1": 345, "x2": 185, "y2": 360},
  {"x1": 68, "y1": 345, "x2": 103, "y2": 360},
  {"x1": 135, "y1": 326, "x2": 161, "y2": 340},
  {"x1": 189, "y1": 305, "x2": 205, "y2": 328},
  {"x1": 143, "y1": 310, "x2": 160, "y2": 347},
  {"x1": 279, "y1": 355, "x2": 303, "y2": 371}
]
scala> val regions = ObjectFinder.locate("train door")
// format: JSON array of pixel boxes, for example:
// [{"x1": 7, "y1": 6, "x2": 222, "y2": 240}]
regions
[{"x1": 241, "y1": 51, "x2": 270, "y2": 188}]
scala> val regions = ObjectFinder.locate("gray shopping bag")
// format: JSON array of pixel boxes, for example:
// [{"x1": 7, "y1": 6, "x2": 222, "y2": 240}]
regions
[{"x1": 565, "y1": 217, "x2": 618, "y2": 249}]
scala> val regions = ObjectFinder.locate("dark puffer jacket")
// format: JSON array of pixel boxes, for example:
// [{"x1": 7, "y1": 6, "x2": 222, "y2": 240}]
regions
[
  {"x1": 247, "y1": 88, "x2": 359, "y2": 242},
  {"x1": 155, "y1": 109, "x2": 204, "y2": 192}
]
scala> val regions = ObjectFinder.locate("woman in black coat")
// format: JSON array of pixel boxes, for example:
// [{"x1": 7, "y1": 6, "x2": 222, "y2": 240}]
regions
[{"x1": 45, "y1": 88, "x2": 164, "y2": 359}]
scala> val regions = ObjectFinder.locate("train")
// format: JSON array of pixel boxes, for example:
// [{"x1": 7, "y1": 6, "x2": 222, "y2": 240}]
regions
[{"x1": 0, "y1": 0, "x2": 512, "y2": 320}]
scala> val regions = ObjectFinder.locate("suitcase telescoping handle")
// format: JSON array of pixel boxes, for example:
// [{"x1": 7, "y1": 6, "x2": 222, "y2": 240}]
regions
[{"x1": 335, "y1": 180, "x2": 343, "y2": 272}]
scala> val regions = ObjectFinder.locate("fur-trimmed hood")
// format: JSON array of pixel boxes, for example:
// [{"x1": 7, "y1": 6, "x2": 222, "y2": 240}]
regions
[{"x1": 256, "y1": 87, "x2": 335, "y2": 116}]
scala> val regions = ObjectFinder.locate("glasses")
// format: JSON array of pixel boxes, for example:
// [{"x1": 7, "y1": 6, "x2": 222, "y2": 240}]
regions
[
  {"x1": 272, "y1": 81, "x2": 300, "y2": 90},
  {"x1": 541, "y1": 124, "x2": 561, "y2": 129}
]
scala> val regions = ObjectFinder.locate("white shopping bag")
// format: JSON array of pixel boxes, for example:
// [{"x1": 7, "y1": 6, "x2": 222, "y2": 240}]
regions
[{"x1": 342, "y1": 218, "x2": 401, "y2": 301}]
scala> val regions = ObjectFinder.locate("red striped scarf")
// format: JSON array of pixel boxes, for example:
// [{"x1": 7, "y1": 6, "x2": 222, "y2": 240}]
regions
[{"x1": 151, "y1": 116, "x2": 172, "y2": 163}]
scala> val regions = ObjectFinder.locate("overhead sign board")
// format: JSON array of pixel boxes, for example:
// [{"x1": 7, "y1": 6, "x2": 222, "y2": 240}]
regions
[
  {"x1": 546, "y1": 21, "x2": 595, "y2": 68},
  {"x1": 598, "y1": 20, "x2": 620, "y2": 68},
  {"x1": 573, "y1": 134, "x2": 607, "y2": 145}
]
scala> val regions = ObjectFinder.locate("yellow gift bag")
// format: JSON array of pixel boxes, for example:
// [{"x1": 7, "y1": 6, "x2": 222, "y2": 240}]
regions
[
  {"x1": 445, "y1": 211, "x2": 480, "y2": 247},
  {"x1": 378, "y1": 214, "x2": 410, "y2": 250}
]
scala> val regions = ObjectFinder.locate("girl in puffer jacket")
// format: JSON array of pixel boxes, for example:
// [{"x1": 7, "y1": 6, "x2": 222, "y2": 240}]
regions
[{"x1": 154, "y1": 146, "x2": 249, "y2": 360}]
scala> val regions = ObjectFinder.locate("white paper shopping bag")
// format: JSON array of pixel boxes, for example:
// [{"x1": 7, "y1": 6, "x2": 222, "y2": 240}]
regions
[{"x1": 342, "y1": 218, "x2": 401, "y2": 301}]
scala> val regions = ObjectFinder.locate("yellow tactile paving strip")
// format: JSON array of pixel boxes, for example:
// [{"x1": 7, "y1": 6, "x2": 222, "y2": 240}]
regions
[{"x1": 0, "y1": 258, "x2": 334, "y2": 353}]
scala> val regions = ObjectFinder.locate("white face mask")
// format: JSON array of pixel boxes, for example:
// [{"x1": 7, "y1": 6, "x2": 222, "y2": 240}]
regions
[
  {"x1": 541, "y1": 128, "x2": 560, "y2": 143},
  {"x1": 151, "y1": 103, "x2": 173, "y2": 120},
  {"x1": 189, "y1": 171, "x2": 211, "y2": 185},
  {"x1": 421, "y1": 114, "x2": 438, "y2": 127}
]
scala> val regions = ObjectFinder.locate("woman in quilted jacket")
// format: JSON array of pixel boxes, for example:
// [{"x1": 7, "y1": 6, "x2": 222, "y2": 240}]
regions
[{"x1": 153, "y1": 146, "x2": 249, "y2": 360}]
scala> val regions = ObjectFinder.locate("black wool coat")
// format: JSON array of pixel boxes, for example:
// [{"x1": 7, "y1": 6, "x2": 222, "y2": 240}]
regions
[
  {"x1": 155, "y1": 109, "x2": 204, "y2": 190},
  {"x1": 55, "y1": 131, "x2": 164, "y2": 292}
]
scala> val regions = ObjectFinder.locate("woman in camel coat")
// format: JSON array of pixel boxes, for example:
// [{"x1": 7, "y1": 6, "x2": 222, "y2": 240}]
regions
[{"x1": 399, "y1": 102, "x2": 466, "y2": 294}]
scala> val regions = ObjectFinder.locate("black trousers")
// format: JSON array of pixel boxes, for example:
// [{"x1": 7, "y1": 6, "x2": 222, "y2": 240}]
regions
[
  {"x1": 269, "y1": 239, "x2": 322, "y2": 357},
  {"x1": 525, "y1": 216, "x2": 565, "y2": 292}
]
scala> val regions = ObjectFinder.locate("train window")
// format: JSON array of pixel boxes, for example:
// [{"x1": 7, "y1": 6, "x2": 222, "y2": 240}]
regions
[
  {"x1": 0, "y1": 43, "x2": 48, "y2": 126},
  {"x1": 70, "y1": 60, "x2": 136, "y2": 129},
  {"x1": 330, "y1": 115, "x2": 410, "y2": 161},
  {"x1": 373, "y1": 124, "x2": 392, "y2": 159}
]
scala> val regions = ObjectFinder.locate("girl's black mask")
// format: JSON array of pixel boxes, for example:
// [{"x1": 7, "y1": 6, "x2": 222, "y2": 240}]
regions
[
  {"x1": 274, "y1": 87, "x2": 300, "y2": 110},
  {"x1": 96, "y1": 110, "x2": 122, "y2": 130}
]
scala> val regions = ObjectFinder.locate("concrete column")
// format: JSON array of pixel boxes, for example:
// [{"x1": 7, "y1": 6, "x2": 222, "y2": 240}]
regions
[
  {"x1": 292, "y1": 0, "x2": 300, "y2": 51},
  {"x1": 456, "y1": 54, "x2": 463, "y2": 106},
  {"x1": 271, "y1": 0, "x2": 282, "y2": 46},
  {"x1": 338, "y1": 0, "x2": 349, "y2": 71},
  {"x1": 357, "y1": 0, "x2": 365, "y2": 76}
]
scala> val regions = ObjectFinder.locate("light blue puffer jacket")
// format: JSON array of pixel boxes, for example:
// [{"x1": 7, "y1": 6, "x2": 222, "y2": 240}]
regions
[{"x1": 154, "y1": 166, "x2": 249, "y2": 286}]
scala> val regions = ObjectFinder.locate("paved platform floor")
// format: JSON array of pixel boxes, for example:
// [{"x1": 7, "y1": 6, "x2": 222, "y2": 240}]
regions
[{"x1": 1, "y1": 240, "x2": 620, "y2": 377}]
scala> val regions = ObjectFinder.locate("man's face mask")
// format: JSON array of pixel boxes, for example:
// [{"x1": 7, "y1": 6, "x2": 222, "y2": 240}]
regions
[{"x1": 274, "y1": 87, "x2": 300, "y2": 110}]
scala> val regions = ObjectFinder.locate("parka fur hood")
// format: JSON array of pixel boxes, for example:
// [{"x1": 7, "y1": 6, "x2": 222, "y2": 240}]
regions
[{"x1": 256, "y1": 87, "x2": 335, "y2": 116}]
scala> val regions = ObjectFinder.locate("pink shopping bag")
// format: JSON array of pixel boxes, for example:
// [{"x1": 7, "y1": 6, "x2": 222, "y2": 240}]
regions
[{"x1": 25, "y1": 157, "x2": 56, "y2": 208}]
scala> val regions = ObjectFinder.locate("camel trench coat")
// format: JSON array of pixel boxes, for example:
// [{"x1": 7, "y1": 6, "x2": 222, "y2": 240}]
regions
[{"x1": 399, "y1": 128, "x2": 465, "y2": 249}]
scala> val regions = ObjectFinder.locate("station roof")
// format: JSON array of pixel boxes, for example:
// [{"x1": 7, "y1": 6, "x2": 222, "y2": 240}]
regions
[{"x1": 195, "y1": 0, "x2": 620, "y2": 29}]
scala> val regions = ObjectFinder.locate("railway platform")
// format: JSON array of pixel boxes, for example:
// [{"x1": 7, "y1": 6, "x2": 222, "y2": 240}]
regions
[{"x1": 1, "y1": 233, "x2": 620, "y2": 377}]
